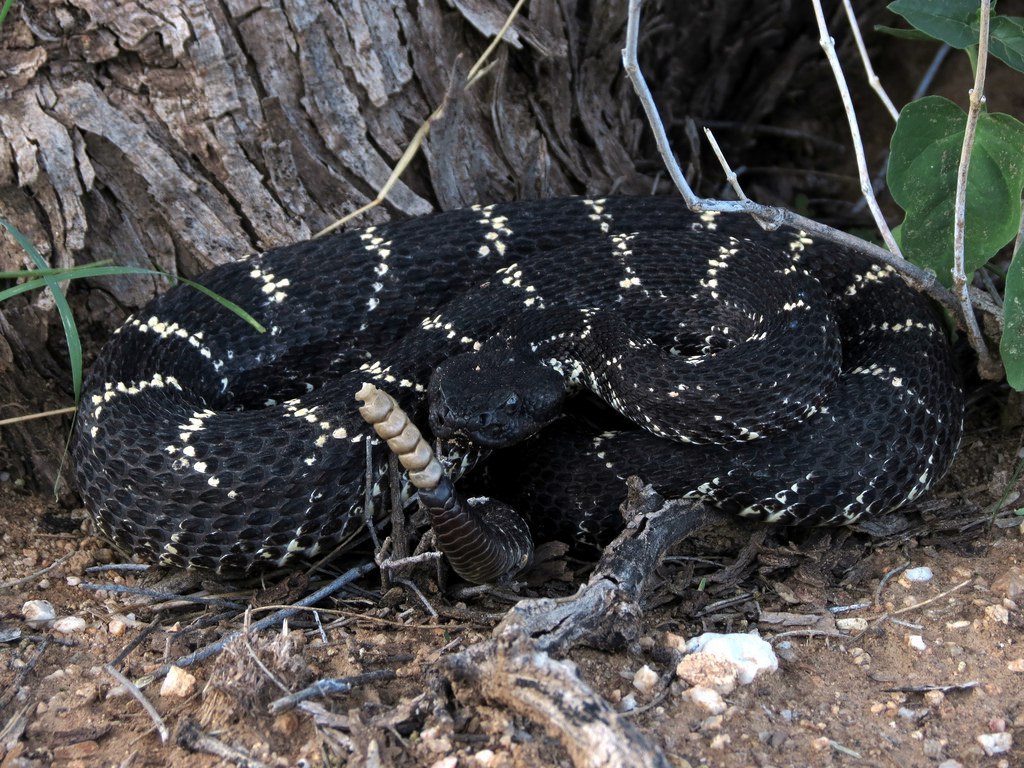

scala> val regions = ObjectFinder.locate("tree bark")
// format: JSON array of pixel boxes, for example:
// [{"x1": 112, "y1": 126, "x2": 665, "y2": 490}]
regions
[{"x1": 0, "y1": 0, "x2": 872, "y2": 491}]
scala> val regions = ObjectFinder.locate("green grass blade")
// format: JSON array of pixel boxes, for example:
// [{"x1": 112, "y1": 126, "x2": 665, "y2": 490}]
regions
[
  {"x1": 0, "y1": 0, "x2": 14, "y2": 27},
  {"x1": 0, "y1": 218, "x2": 84, "y2": 400}
]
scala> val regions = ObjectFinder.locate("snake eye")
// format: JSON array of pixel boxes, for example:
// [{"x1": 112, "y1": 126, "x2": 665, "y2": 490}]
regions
[{"x1": 504, "y1": 392, "x2": 519, "y2": 413}]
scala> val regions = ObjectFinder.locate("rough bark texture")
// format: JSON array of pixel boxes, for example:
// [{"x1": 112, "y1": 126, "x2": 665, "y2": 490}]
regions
[{"x1": 0, "y1": 0, "x2": 878, "y2": 491}]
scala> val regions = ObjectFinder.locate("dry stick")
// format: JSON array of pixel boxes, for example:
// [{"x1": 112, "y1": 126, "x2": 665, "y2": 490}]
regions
[
  {"x1": 104, "y1": 663, "x2": 170, "y2": 743},
  {"x1": 176, "y1": 718, "x2": 270, "y2": 768},
  {"x1": 268, "y1": 669, "x2": 397, "y2": 714},
  {"x1": 445, "y1": 482, "x2": 722, "y2": 768},
  {"x1": 952, "y1": 0, "x2": 1003, "y2": 381},
  {"x1": 810, "y1": 0, "x2": 900, "y2": 257},
  {"x1": 621, "y1": 0, "x2": 990, "y2": 368},
  {"x1": 136, "y1": 561, "x2": 375, "y2": 687},
  {"x1": 314, "y1": 0, "x2": 528, "y2": 238},
  {"x1": 842, "y1": 0, "x2": 899, "y2": 122},
  {"x1": 0, "y1": 406, "x2": 76, "y2": 427},
  {"x1": 0, "y1": 551, "x2": 75, "y2": 590}
]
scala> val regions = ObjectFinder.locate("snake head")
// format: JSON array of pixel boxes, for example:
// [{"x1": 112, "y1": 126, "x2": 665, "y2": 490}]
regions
[{"x1": 428, "y1": 350, "x2": 567, "y2": 448}]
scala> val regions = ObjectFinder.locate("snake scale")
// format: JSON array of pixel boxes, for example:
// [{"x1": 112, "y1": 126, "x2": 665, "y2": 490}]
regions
[{"x1": 71, "y1": 197, "x2": 964, "y2": 579}]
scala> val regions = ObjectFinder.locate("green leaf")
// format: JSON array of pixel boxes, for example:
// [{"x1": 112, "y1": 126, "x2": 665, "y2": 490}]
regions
[
  {"x1": 1004, "y1": 249, "x2": 1024, "y2": 390},
  {"x1": 887, "y1": 96, "x2": 1024, "y2": 284},
  {"x1": 990, "y1": 15, "x2": 1024, "y2": 73},
  {"x1": 887, "y1": 0, "x2": 980, "y2": 48}
]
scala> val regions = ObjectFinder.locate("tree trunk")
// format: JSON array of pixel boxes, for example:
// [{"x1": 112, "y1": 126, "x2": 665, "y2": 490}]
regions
[{"x1": 0, "y1": 0, "x2": 874, "y2": 493}]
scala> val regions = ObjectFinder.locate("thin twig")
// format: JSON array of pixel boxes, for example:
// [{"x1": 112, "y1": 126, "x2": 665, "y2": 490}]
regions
[
  {"x1": 104, "y1": 663, "x2": 170, "y2": 743},
  {"x1": 314, "y1": 0, "x2": 528, "y2": 238},
  {"x1": 0, "y1": 551, "x2": 75, "y2": 590},
  {"x1": 952, "y1": 0, "x2": 1003, "y2": 380},
  {"x1": 703, "y1": 128, "x2": 749, "y2": 202},
  {"x1": 77, "y1": 582, "x2": 244, "y2": 610},
  {"x1": 620, "y1": 1, "x2": 965, "y2": 329},
  {"x1": 268, "y1": 670, "x2": 398, "y2": 714},
  {"x1": 136, "y1": 561, "x2": 376, "y2": 686},
  {"x1": 842, "y1": 0, "x2": 899, "y2": 121},
  {"x1": 0, "y1": 638, "x2": 51, "y2": 711},
  {"x1": 810, "y1": 0, "x2": 901, "y2": 257},
  {"x1": 873, "y1": 560, "x2": 910, "y2": 608},
  {"x1": 0, "y1": 406, "x2": 77, "y2": 427},
  {"x1": 887, "y1": 577, "x2": 972, "y2": 617}
]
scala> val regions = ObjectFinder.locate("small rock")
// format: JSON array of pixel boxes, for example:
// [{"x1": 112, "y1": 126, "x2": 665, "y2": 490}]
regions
[
  {"x1": 632, "y1": 664, "x2": 659, "y2": 696},
  {"x1": 976, "y1": 732, "x2": 1012, "y2": 756},
  {"x1": 21, "y1": 600, "x2": 55, "y2": 628},
  {"x1": 429, "y1": 758, "x2": 458, "y2": 768},
  {"x1": 474, "y1": 749, "x2": 497, "y2": 766},
  {"x1": 273, "y1": 712, "x2": 300, "y2": 737},
  {"x1": 992, "y1": 566, "x2": 1024, "y2": 600},
  {"x1": 923, "y1": 690, "x2": 945, "y2": 708},
  {"x1": 160, "y1": 665, "x2": 197, "y2": 698},
  {"x1": 708, "y1": 734, "x2": 731, "y2": 750},
  {"x1": 836, "y1": 617, "x2": 868, "y2": 632},
  {"x1": 984, "y1": 605, "x2": 1010, "y2": 624},
  {"x1": 65, "y1": 576, "x2": 82, "y2": 587},
  {"x1": 1008, "y1": 658, "x2": 1024, "y2": 673},
  {"x1": 684, "y1": 632, "x2": 777, "y2": 685},
  {"x1": 52, "y1": 741, "x2": 99, "y2": 760},
  {"x1": 420, "y1": 726, "x2": 452, "y2": 754},
  {"x1": 664, "y1": 632, "x2": 687, "y2": 651},
  {"x1": 52, "y1": 616, "x2": 87, "y2": 634},
  {"x1": 618, "y1": 693, "x2": 637, "y2": 712},
  {"x1": 907, "y1": 634, "x2": 927, "y2": 652},
  {"x1": 922, "y1": 738, "x2": 945, "y2": 759},
  {"x1": 904, "y1": 566, "x2": 934, "y2": 582},
  {"x1": 676, "y1": 653, "x2": 739, "y2": 694},
  {"x1": 936, "y1": 761, "x2": 963, "y2": 768},
  {"x1": 684, "y1": 686, "x2": 727, "y2": 715}
]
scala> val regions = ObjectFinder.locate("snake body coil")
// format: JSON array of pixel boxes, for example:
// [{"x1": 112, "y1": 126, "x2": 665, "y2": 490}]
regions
[{"x1": 71, "y1": 197, "x2": 963, "y2": 575}]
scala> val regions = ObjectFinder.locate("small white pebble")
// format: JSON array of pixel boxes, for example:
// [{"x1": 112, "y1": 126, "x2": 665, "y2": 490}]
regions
[
  {"x1": 708, "y1": 734, "x2": 731, "y2": 750},
  {"x1": 21, "y1": 600, "x2": 55, "y2": 628},
  {"x1": 984, "y1": 605, "x2": 1010, "y2": 624},
  {"x1": 632, "y1": 664, "x2": 659, "y2": 696},
  {"x1": 1007, "y1": 658, "x2": 1024, "y2": 673},
  {"x1": 52, "y1": 616, "x2": 87, "y2": 634},
  {"x1": 618, "y1": 693, "x2": 638, "y2": 712},
  {"x1": 108, "y1": 618, "x2": 127, "y2": 636},
  {"x1": 684, "y1": 632, "x2": 777, "y2": 684},
  {"x1": 976, "y1": 732, "x2": 1012, "y2": 756},
  {"x1": 904, "y1": 566, "x2": 933, "y2": 582},
  {"x1": 65, "y1": 576, "x2": 82, "y2": 587},
  {"x1": 836, "y1": 617, "x2": 868, "y2": 632},
  {"x1": 907, "y1": 634, "x2": 927, "y2": 651},
  {"x1": 685, "y1": 686, "x2": 727, "y2": 715},
  {"x1": 160, "y1": 665, "x2": 197, "y2": 698},
  {"x1": 474, "y1": 749, "x2": 497, "y2": 766}
]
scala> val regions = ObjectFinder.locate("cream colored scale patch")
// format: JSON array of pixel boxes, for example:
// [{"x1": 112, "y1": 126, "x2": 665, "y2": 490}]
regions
[
  {"x1": 356, "y1": 226, "x2": 394, "y2": 322},
  {"x1": 88, "y1": 373, "x2": 183, "y2": 437}
]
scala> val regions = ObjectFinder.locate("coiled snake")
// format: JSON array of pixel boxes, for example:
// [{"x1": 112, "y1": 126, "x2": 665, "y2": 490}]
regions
[{"x1": 71, "y1": 197, "x2": 963, "y2": 581}]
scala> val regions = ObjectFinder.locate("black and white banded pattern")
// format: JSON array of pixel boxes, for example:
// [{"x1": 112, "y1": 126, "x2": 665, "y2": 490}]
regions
[{"x1": 71, "y1": 197, "x2": 963, "y2": 573}]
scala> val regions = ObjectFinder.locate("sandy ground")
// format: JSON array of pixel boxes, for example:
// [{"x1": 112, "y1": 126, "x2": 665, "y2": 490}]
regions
[{"x1": 0, "y1": 419, "x2": 1021, "y2": 768}]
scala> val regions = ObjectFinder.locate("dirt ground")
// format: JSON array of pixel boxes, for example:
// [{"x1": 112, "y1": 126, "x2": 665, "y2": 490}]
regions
[{"x1": 0, "y1": 408, "x2": 1021, "y2": 768}]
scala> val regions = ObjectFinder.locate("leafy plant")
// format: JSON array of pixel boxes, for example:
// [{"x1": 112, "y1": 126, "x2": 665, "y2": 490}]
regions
[{"x1": 883, "y1": 0, "x2": 1024, "y2": 388}]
